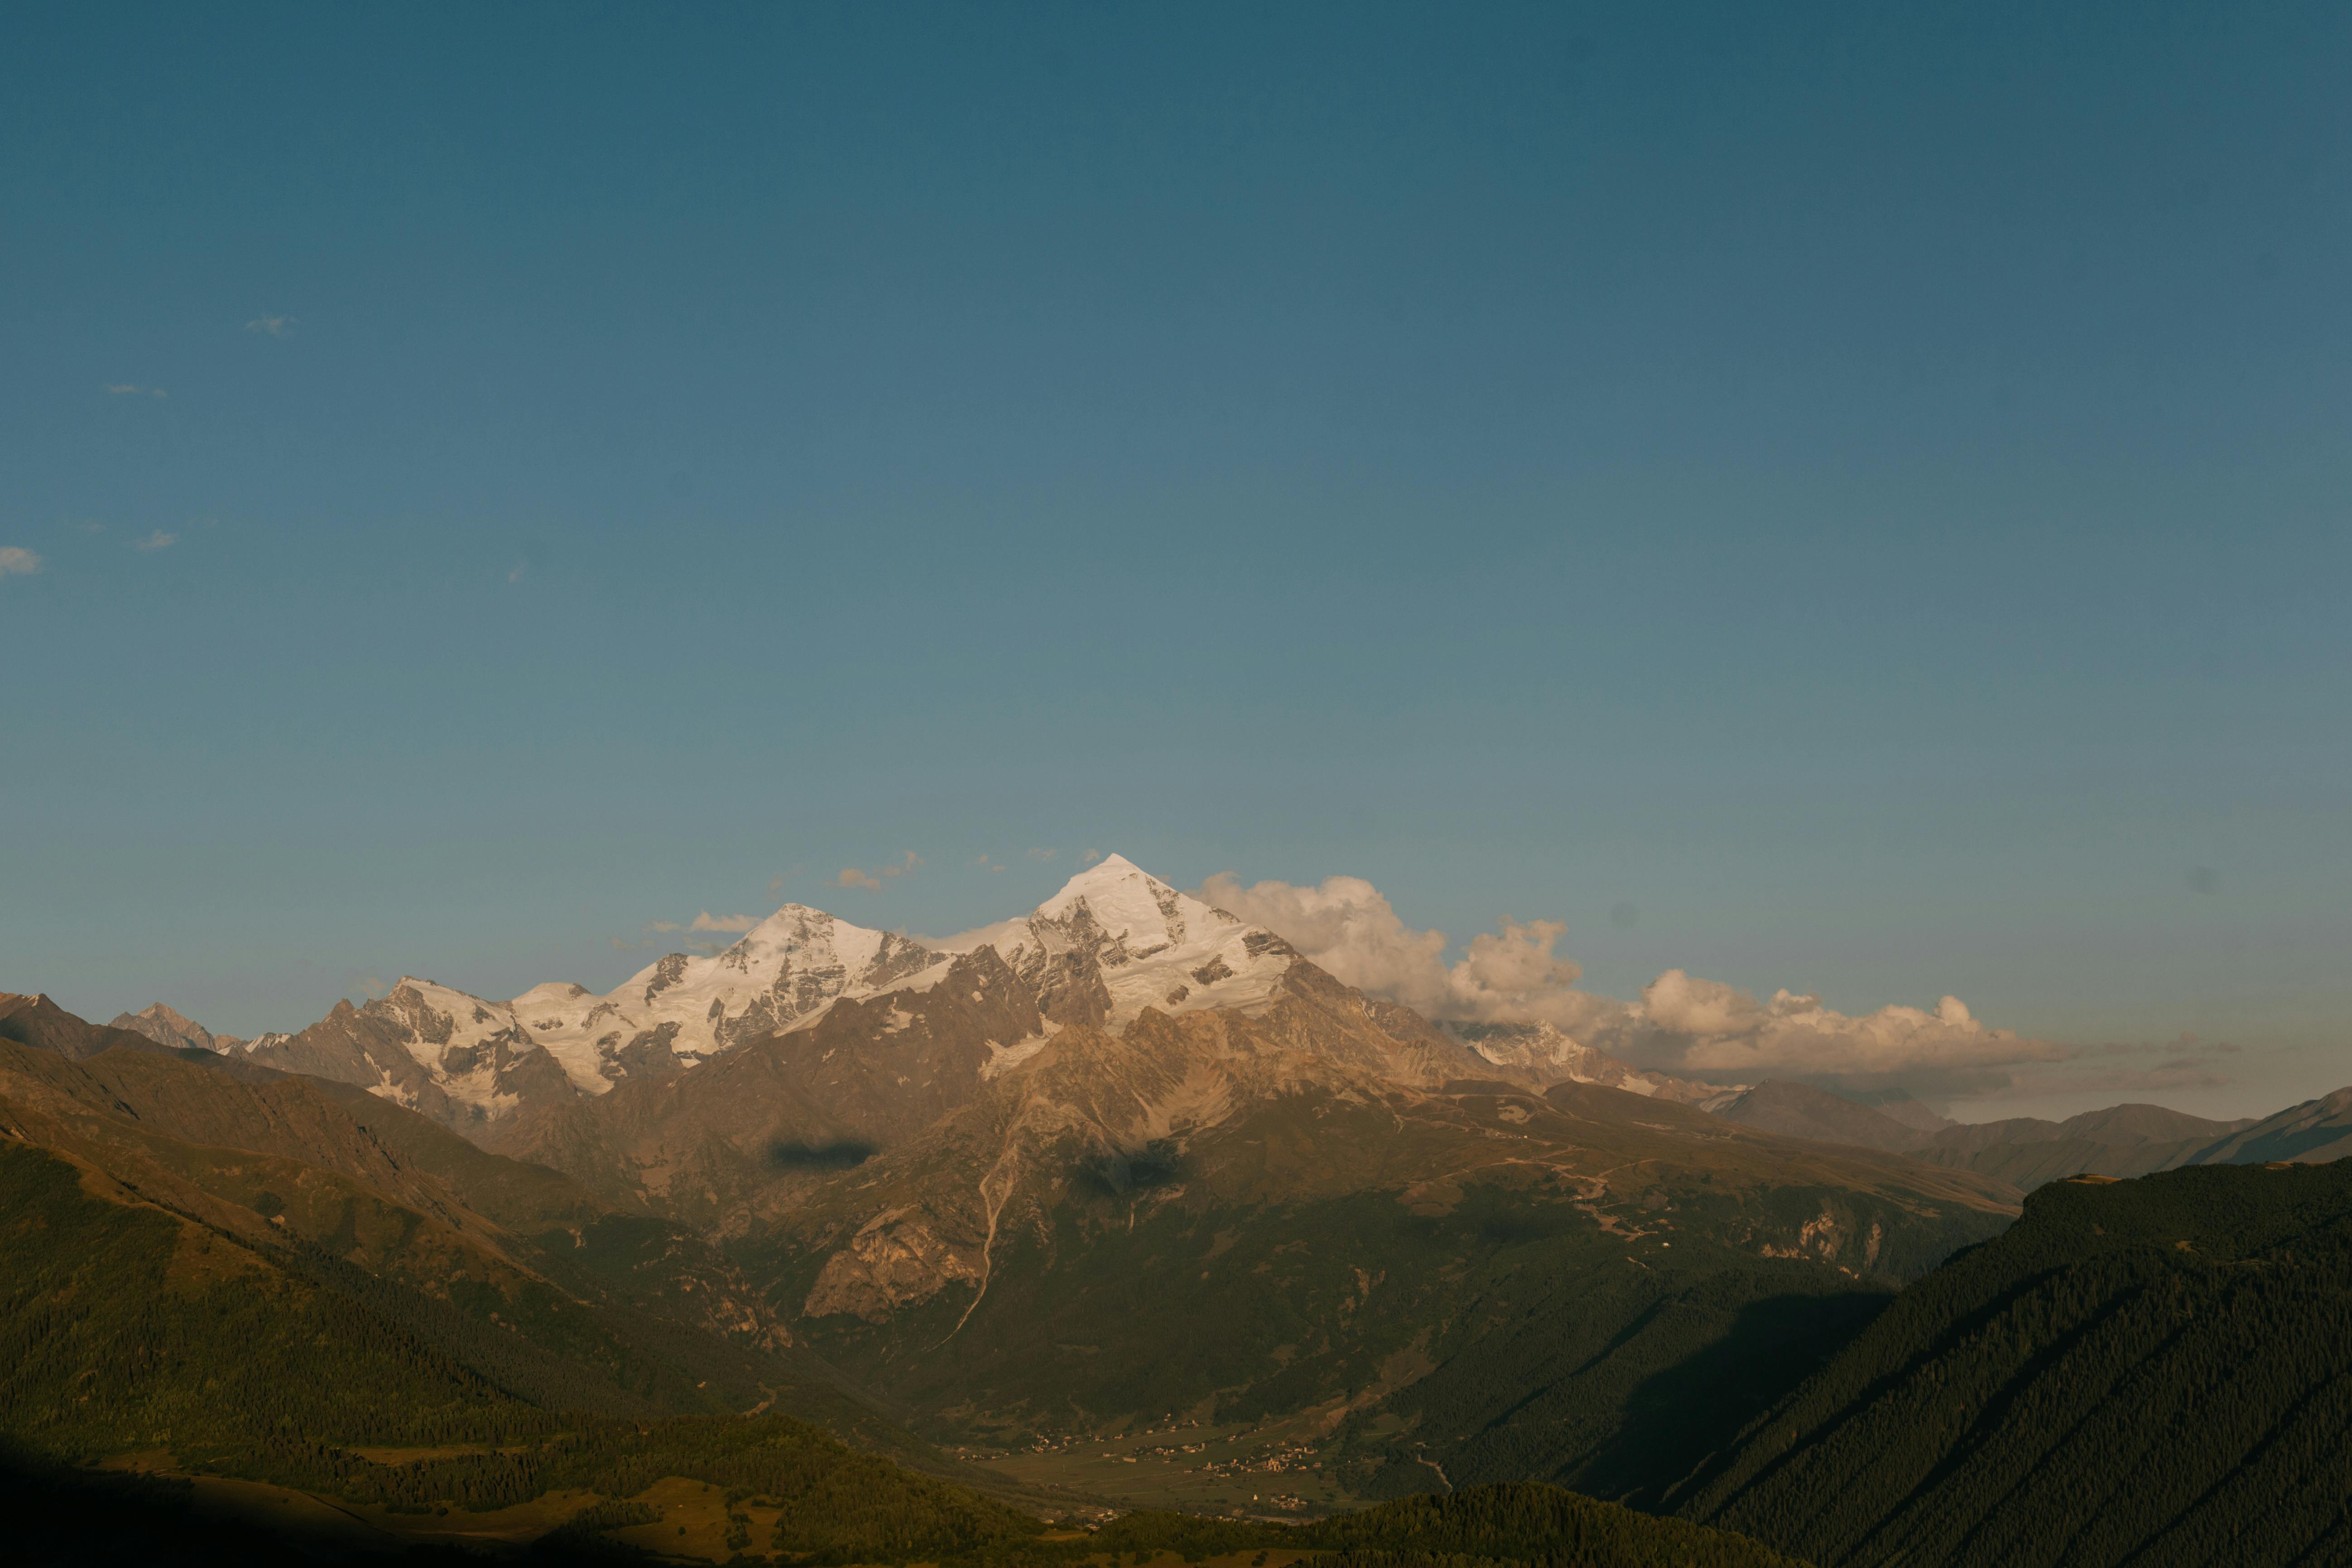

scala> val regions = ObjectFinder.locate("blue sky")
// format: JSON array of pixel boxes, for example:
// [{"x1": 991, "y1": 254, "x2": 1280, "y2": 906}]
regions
[{"x1": 4, "y1": 2, "x2": 2347, "y2": 1118}]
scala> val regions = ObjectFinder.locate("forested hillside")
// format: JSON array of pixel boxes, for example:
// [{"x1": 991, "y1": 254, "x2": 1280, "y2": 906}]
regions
[
  {"x1": 2, "y1": 1132, "x2": 1802, "y2": 1566},
  {"x1": 1685, "y1": 1160, "x2": 2352, "y2": 1567},
  {"x1": 761, "y1": 1067, "x2": 2012, "y2": 1489},
  {"x1": 0, "y1": 1032, "x2": 943, "y2": 1448},
  {"x1": 0, "y1": 1132, "x2": 1044, "y2": 1559},
  {"x1": 1094, "y1": 1485, "x2": 1808, "y2": 1568}
]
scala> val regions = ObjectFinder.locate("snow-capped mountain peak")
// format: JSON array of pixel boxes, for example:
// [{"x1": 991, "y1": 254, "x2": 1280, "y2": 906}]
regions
[
  {"x1": 237, "y1": 853, "x2": 1308, "y2": 1130},
  {"x1": 489, "y1": 904, "x2": 942, "y2": 1095},
  {"x1": 943, "y1": 853, "x2": 1299, "y2": 1027}
]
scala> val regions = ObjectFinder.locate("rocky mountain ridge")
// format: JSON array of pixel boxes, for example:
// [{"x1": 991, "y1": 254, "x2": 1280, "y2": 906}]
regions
[{"x1": 175, "y1": 855, "x2": 1721, "y2": 1143}]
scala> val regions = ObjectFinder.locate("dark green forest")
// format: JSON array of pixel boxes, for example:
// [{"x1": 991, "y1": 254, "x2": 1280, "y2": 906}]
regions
[
  {"x1": 1092, "y1": 1487, "x2": 1808, "y2": 1568},
  {"x1": 0, "y1": 1138, "x2": 1799, "y2": 1566},
  {"x1": 1685, "y1": 1161, "x2": 2352, "y2": 1567},
  {"x1": 770, "y1": 1164, "x2": 1945, "y2": 1500}
]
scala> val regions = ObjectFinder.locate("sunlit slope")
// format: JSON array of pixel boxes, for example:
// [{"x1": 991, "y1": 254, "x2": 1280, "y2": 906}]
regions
[{"x1": 1687, "y1": 1160, "x2": 2352, "y2": 1568}]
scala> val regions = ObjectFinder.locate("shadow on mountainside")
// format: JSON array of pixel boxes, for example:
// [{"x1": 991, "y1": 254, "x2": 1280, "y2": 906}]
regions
[
  {"x1": 0, "y1": 1442, "x2": 654, "y2": 1567},
  {"x1": 1569, "y1": 1289, "x2": 1892, "y2": 1512},
  {"x1": 767, "y1": 1137, "x2": 881, "y2": 1171}
]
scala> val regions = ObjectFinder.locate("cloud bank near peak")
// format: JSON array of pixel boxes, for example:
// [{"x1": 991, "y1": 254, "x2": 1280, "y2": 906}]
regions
[{"x1": 1196, "y1": 871, "x2": 2067, "y2": 1092}]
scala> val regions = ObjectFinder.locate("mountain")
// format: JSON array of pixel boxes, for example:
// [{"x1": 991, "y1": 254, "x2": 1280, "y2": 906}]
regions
[
  {"x1": 1700, "y1": 1081, "x2": 1934, "y2": 1154},
  {"x1": 0, "y1": 1022, "x2": 947, "y2": 1459},
  {"x1": 1909, "y1": 1101, "x2": 2255, "y2": 1188},
  {"x1": 20, "y1": 856, "x2": 2034, "y2": 1516},
  {"x1": 2180, "y1": 1085, "x2": 2352, "y2": 1166},
  {"x1": 217, "y1": 856, "x2": 1741, "y2": 1148},
  {"x1": 935, "y1": 854, "x2": 1307, "y2": 1027},
  {"x1": 1448, "y1": 1020, "x2": 1734, "y2": 1103},
  {"x1": 1837, "y1": 1087, "x2": 1951, "y2": 1135},
  {"x1": 220, "y1": 855, "x2": 1313, "y2": 1140},
  {"x1": 0, "y1": 1011, "x2": 1802, "y2": 1566},
  {"x1": 230, "y1": 856, "x2": 2018, "y2": 1495},
  {"x1": 110, "y1": 1000, "x2": 245, "y2": 1053},
  {"x1": 1685, "y1": 1159, "x2": 2352, "y2": 1568},
  {"x1": 1697, "y1": 1080, "x2": 2261, "y2": 1192},
  {"x1": 0, "y1": 1114, "x2": 1044, "y2": 1557},
  {"x1": 1, "y1": 991, "x2": 163, "y2": 1061}
]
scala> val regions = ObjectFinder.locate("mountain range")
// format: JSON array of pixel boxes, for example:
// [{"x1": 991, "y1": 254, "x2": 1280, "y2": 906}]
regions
[
  {"x1": 9, "y1": 852, "x2": 2352, "y2": 1565},
  {"x1": 1702, "y1": 1076, "x2": 2291, "y2": 1188}
]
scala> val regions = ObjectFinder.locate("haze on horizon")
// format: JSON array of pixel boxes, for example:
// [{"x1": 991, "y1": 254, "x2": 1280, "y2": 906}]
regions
[{"x1": 4, "y1": 2, "x2": 2347, "y2": 1125}]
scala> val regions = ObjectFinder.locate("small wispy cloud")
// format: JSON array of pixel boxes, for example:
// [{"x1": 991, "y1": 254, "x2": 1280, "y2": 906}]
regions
[
  {"x1": 506, "y1": 559, "x2": 528, "y2": 584},
  {"x1": 0, "y1": 547, "x2": 43, "y2": 578},
  {"x1": 689, "y1": 911, "x2": 756, "y2": 933},
  {"x1": 133, "y1": 530, "x2": 178, "y2": 553},
  {"x1": 973, "y1": 854, "x2": 1009, "y2": 874},
  {"x1": 1081, "y1": 848, "x2": 1103, "y2": 866},
  {"x1": 78, "y1": 521, "x2": 105, "y2": 534},
  {"x1": 245, "y1": 315, "x2": 295, "y2": 338},
  {"x1": 647, "y1": 920, "x2": 683, "y2": 934},
  {"x1": 1027, "y1": 847, "x2": 1057, "y2": 862},
  {"x1": 836, "y1": 850, "x2": 920, "y2": 892},
  {"x1": 103, "y1": 384, "x2": 168, "y2": 398}
]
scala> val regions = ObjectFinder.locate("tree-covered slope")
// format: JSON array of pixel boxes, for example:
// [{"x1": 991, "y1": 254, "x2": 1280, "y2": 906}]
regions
[
  {"x1": 0, "y1": 1024, "x2": 968, "y2": 1476},
  {"x1": 1097, "y1": 1484, "x2": 1807, "y2": 1568},
  {"x1": 0, "y1": 1136, "x2": 554, "y2": 1458},
  {"x1": 757, "y1": 1053, "x2": 2011, "y2": 1495},
  {"x1": 1685, "y1": 1160, "x2": 2352, "y2": 1568},
  {"x1": 0, "y1": 1132, "x2": 1047, "y2": 1558},
  {"x1": 3, "y1": 1133, "x2": 1802, "y2": 1567}
]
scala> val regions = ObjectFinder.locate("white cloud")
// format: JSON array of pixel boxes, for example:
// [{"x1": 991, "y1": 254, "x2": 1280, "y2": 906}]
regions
[
  {"x1": 134, "y1": 530, "x2": 177, "y2": 553},
  {"x1": 1027, "y1": 847, "x2": 1057, "y2": 861},
  {"x1": 245, "y1": 315, "x2": 295, "y2": 337},
  {"x1": 0, "y1": 547, "x2": 40, "y2": 578},
  {"x1": 1199, "y1": 873, "x2": 1621, "y2": 1034},
  {"x1": 834, "y1": 852, "x2": 919, "y2": 891},
  {"x1": 689, "y1": 911, "x2": 756, "y2": 933},
  {"x1": 1198, "y1": 870, "x2": 2067, "y2": 1091},
  {"x1": 1638, "y1": 970, "x2": 2062, "y2": 1081}
]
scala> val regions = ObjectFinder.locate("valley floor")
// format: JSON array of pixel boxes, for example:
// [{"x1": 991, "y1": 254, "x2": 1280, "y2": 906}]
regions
[{"x1": 960, "y1": 1417, "x2": 1360, "y2": 1520}]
